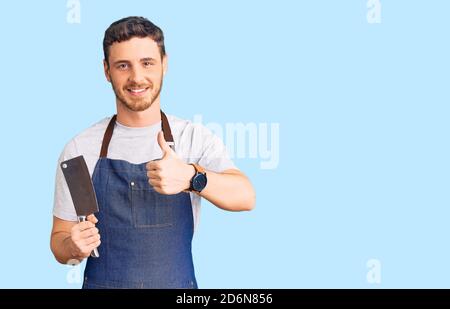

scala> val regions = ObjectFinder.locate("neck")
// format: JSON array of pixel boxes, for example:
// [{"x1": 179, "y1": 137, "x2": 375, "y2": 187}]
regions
[{"x1": 116, "y1": 99, "x2": 161, "y2": 127}]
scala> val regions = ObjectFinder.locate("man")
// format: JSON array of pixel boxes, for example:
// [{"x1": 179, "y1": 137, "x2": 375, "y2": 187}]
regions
[{"x1": 50, "y1": 16, "x2": 255, "y2": 289}]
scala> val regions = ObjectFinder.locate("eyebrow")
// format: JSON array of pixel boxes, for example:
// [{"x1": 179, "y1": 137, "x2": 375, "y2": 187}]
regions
[
  {"x1": 140, "y1": 57, "x2": 157, "y2": 63},
  {"x1": 113, "y1": 58, "x2": 157, "y2": 66}
]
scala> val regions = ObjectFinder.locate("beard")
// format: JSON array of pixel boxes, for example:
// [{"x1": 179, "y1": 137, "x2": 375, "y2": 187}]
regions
[{"x1": 111, "y1": 74, "x2": 163, "y2": 112}]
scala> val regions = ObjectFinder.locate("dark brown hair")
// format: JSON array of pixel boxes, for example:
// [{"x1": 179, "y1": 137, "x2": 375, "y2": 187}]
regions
[{"x1": 103, "y1": 16, "x2": 166, "y2": 64}]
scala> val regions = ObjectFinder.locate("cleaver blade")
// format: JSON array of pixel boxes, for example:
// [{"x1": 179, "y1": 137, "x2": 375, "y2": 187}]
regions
[{"x1": 60, "y1": 155, "x2": 100, "y2": 258}]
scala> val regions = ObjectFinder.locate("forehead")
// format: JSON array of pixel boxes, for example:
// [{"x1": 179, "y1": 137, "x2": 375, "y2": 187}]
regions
[{"x1": 108, "y1": 37, "x2": 161, "y2": 61}]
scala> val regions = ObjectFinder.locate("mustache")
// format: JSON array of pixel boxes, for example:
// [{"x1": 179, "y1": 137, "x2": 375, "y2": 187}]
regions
[{"x1": 124, "y1": 83, "x2": 152, "y2": 89}]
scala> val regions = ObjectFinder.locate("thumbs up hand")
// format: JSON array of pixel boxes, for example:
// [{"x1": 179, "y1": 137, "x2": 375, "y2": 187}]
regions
[{"x1": 146, "y1": 131, "x2": 196, "y2": 195}]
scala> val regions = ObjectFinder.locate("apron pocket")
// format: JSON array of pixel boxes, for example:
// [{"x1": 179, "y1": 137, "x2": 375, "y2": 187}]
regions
[{"x1": 131, "y1": 184, "x2": 173, "y2": 228}]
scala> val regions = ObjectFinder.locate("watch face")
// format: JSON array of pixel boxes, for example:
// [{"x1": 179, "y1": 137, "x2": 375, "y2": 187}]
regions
[{"x1": 193, "y1": 173, "x2": 207, "y2": 191}]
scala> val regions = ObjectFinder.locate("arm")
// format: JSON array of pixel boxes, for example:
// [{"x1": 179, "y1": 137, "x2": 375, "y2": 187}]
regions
[
  {"x1": 196, "y1": 168, "x2": 255, "y2": 211},
  {"x1": 147, "y1": 132, "x2": 256, "y2": 212},
  {"x1": 50, "y1": 215, "x2": 100, "y2": 264}
]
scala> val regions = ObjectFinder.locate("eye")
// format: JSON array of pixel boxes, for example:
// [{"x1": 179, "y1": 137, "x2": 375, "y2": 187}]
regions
[
  {"x1": 117, "y1": 63, "x2": 128, "y2": 70},
  {"x1": 143, "y1": 61, "x2": 154, "y2": 68}
]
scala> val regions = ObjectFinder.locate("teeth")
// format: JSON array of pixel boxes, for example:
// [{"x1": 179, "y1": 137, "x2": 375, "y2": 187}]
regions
[{"x1": 129, "y1": 88, "x2": 146, "y2": 93}]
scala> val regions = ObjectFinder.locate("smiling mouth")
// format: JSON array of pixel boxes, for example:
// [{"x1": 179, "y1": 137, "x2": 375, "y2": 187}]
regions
[{"x1": 126, "y1": 87, "x2": 150, "y2": 96}]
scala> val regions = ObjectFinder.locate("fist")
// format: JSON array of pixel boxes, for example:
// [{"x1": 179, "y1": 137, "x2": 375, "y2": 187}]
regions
[{"x1": 69, "y1": 214, "x2": 101, "y2": 259}]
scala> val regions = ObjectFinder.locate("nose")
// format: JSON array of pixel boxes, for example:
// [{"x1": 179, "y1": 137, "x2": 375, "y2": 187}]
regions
[{"x1": 128, "y1": 66, "x2": 146, "y2": 85}]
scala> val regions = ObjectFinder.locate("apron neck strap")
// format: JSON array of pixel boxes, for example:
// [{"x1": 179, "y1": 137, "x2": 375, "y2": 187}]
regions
[{"x1": 99, "y1": 110, "x2": 174, "y2": 158}]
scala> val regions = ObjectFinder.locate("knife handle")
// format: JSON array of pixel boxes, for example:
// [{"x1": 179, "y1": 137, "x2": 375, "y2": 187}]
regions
[{"x1": 78, "y1": 216, "x2": 100, "y2": 258}]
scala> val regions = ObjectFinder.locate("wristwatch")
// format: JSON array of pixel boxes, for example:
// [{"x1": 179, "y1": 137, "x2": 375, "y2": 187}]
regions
[{"x1": 189, "y1": 164, "x2": 207, "y2": 193}]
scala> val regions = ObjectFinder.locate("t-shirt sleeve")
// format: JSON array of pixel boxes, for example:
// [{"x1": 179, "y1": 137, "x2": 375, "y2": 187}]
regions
[
  {"x1": 196, "y1": 125, "x2": 238, "y2": 172},
  {"x1": 52, "y1": 140, "x2": 79, "y2": 222}
]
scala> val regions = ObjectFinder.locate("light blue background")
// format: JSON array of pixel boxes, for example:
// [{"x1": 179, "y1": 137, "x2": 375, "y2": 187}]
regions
[{"x1": 0, "y1": 0, "x2": 449, "y2": 288}]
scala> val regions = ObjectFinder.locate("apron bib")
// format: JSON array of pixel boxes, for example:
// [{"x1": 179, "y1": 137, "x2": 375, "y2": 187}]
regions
[{"x1": 82, "y1": 111, "x2": 197, "y2": 289}]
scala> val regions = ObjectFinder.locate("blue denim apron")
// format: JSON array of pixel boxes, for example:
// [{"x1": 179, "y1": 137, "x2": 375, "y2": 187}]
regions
[{"x1": 82, "y1": 111, "x2": 197, "y2": 289}]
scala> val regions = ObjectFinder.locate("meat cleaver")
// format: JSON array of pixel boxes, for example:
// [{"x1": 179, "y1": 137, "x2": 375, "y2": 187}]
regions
[{"x1": 60, "y1": 155, "x2": 100, "y2": 258}]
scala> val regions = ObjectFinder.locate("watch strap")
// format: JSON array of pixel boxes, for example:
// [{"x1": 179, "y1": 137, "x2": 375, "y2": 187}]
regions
[{"x1": 190, "y1": 163, "x2": 205, "y2": 175}]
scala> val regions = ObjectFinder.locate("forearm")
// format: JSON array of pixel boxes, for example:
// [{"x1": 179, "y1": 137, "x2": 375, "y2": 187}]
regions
[
  {"x1": 198, "y1": 169, "x2": 256, "y2": 211},
  {"x1": 50, "y1": 232, "x2": 81, "y2": 264}
]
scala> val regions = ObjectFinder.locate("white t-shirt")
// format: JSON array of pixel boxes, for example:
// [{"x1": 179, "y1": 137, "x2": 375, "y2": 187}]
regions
[{"x1": 53, "y1": 114, "x2": 237, "y2": 230}]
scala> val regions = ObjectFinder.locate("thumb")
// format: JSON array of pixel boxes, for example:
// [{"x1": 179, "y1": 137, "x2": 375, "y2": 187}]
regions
[{"x1": 157, "y1": 131, "x2": 172, "y2": 157}]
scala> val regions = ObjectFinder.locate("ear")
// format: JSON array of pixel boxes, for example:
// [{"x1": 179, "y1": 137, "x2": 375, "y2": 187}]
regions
[
  {"x1": 162, "y1": 54, "x2": 168, "y2": 76},
  {"x1": 103, "y1": 59, "x2": 111, "y2": 82}
]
